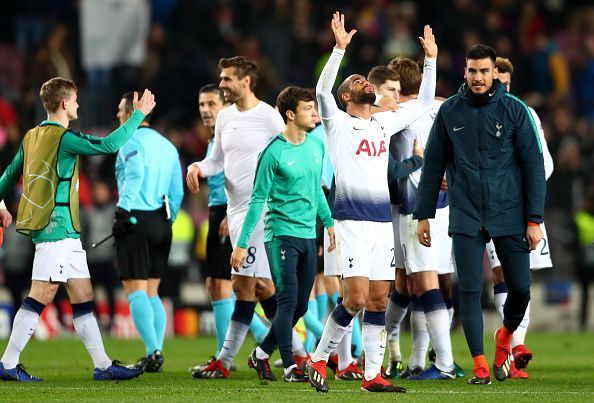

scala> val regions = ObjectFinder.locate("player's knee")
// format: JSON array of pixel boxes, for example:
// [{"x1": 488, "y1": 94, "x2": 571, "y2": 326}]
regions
[{"x1": 343, "y1": 295, "x2": 366, "y2": 313}]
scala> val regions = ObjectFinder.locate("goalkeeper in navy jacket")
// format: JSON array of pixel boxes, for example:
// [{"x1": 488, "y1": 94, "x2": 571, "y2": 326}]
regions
[{"x1": 413, "y1": 44, "x2": 545, "y2": 384}]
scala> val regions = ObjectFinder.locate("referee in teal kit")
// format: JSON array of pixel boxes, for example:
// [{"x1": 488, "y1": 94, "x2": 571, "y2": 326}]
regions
[
  {"x1": 230, "y1": 86, "x2": 335, "y2": 382},
  {"x1": 114, "y1": 91, "x2": 184, "y2": 372}
]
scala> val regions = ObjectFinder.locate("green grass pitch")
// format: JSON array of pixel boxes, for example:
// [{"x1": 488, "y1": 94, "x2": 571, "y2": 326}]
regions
[{"x1": 0, "y1": 332, "x2": 592, "y2": 402}]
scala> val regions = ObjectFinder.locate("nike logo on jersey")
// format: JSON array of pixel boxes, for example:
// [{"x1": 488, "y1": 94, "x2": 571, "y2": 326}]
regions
[
  {"x1": 453, "y1": 126, "x2": 465, "y2": 132},
  {"x1": 287, "y1": 160, "x2": 296, "y2": 166},
  {"x1": 489, "y1": 91, "x2": 496, "y2": 97}
]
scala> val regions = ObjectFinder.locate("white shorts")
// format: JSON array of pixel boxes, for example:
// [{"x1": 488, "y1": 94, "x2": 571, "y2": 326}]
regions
[
  {"x1": 335, "y1": 220, "x2": 395, "y2": 281},
  {"x1": 323, "y1": 229, "x2": 341, "y2": 277},
  {"x1": 486, "y1": 223, "x2": 553, "y2": 270},
  {"x1": 32, "y1": 238, "x2": 90, "y2": 283},
  {"x1": 400, "y1": 207, "x2": 454, "y2": 275},
  {"x1": 391, "y1": 205, "x2": 405, "y2": 269},
  {"x1": 228, "y1": 212, "x2": 271, "y2": 279}
]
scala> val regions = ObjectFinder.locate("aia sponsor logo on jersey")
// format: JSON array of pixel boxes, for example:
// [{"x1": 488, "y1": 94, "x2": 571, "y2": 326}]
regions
[{"x1": 355, "y1": 139, "x2": 387, "y2": 157}]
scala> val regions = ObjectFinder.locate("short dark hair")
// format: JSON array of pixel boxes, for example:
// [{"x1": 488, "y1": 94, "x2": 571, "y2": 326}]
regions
[
  {"x1": 40, "y1": 77, "x2": 77, "y2": 113},
  {"x1": 276, "y1": 86, "x2": 315, "y2": 123},
  {"x1": 199, "y1": 83, "x2": 225, "y2": 103},
  {"x1": 121, "y1": 91, "x2": 152, "y2": 124},
  {"x1": 465, "y1": 44, "x2": 497, "y2": 64},
  {"x1": 337, "y1": 78, "x2": 351, "y2": 109},
  {"x1": 218, "y1": 56, "x2": 259, "y2": 92},
  {"x1": 367, "y1": 66, "x2": 399, "y2": 88},
  {"x1": 495, "y1": 57, "x2": 514, "y2": 75},
  {"x1": 387, "y1": 57, "x2": 421, "y2": 96}
]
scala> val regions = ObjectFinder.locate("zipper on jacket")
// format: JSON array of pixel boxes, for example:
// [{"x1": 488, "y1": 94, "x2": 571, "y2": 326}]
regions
[{"x1": 477, "y1": 107, "x2": 487, "y2": 231}]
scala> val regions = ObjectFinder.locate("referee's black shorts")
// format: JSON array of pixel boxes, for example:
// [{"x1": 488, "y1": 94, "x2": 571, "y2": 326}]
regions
[
  {"x1": 116, "y1": 209, "x2": 172, "y2": 280},
  {"x1": 205, "y1": 204, "x2": 232, "y2": 280}
]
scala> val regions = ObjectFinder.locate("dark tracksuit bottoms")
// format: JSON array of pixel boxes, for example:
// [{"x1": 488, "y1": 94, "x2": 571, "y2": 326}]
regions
[
  {"x1": 452, "y1": 229, "x2": 531, "y2": 356},
  {"x1": 259, "y1": 236, "x2": 317, "y2": 368}
]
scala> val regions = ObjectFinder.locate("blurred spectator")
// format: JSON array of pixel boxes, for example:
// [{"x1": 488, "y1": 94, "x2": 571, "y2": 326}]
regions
[
  {"x1": 80, "y1": 180, "x2": 120, "y2": 330},
  {"x1": 0, "y1": 1, "x2": 592, "y2": 328},
  {"x1": 0, "y1": 200, "x2": 34, "y2": 316},
  {"x1": 574, "y1": 187, "x2": 594, "y2": 330}
]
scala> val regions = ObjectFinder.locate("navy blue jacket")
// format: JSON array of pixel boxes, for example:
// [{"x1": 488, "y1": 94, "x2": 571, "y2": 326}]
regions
[{"x1": 413, "y1": 80, "x2": 546, "y2": 237}]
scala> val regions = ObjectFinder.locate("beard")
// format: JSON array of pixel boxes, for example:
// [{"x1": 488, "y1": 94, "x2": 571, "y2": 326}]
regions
[
  {"x1": 350, "y1": 90, "x2": 376, "y2": 105},
  {"x1": 224, "y1": 89, "x2": 239, "y2": 104}
]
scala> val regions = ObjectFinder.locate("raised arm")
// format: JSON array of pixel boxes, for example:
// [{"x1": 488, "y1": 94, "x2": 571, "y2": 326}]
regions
[
  {"x1": 316, "y1": 12, "x2": 357, "y2": 124},
  {"x1": 378, "y1": 26, "x2": 437, "y2": 134},
  {"x1": 417, "y1": 25, "x2": 438, "y2": 106},
  {"x1": 61, "y1": 90, "x2": 155, "y2": 156}
]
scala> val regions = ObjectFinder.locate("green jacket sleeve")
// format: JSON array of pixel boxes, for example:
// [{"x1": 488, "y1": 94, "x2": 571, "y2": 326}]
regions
[
  {"x1": 0, "y1": 144, "x2": 24, "y2": 200},
  {"x1": 61, "y1": 110, "x2": 145, "y2": 156},
  {"x1": 237, "y1": 148, "x2": 278, "y2": 248},
  {"x1": 317, "y1": 185, "x2": 333, "y2": 228}
]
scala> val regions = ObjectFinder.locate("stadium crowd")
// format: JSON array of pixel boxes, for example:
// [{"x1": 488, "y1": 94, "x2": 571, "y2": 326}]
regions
[{"x1": 0, "y1": 0, "x2": 593, "y2": 334}]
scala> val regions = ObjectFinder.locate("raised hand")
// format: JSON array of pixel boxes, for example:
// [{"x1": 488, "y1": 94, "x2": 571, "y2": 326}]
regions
[
  {"x1": 331, "y1": 11, "x2": 357, "y2": 50},
  {"x1": 419, "y1": 25, "x2": 438, "y2": 58},
  {"x1": 133, "y1": 89, "x2": 156, "y2": 116}
]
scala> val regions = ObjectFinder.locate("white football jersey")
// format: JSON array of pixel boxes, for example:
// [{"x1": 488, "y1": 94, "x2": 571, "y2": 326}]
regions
[
  {"x1": 393, "y1": 99, "x2": 447, "y2": 215},
  {"x1": 528, "y1": 106, "x2": 554, "y2": 180},
  {"x1": 196, "y1": 101, "x2": 285, "y2": 218},
  {"x1": 317, "y1": 48, "x2": 436, "y2": 222}
]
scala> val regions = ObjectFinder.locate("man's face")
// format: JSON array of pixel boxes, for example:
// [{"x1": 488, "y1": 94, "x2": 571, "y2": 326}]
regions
[
  {"x1": 290, "y1": 100, "x2": 318, "y2": 131},
  {"x1": 64, "y1": 91, "x2": 79, "y2": 121},
  {"x1": 116, "y1": 98, "x2": 131, "y2": 125},
  {"x1": 219, "y1": 67, "x2": 247, "y2": 104},
  {"x1": 377, "y1": 79, "x2": 401, "y2": 101},
  {"x1": 465, "y1": 58, "x2": 498, "y2": 95},
  {"x1": 498, "y1": 71, "x2": 511, "y2": 92},
  {"x1": 344, "y1": 74, "x2": 376, "y2": 105},
  {"x1": 199, "y1": 92, "x2": 224, "y2": 128}
]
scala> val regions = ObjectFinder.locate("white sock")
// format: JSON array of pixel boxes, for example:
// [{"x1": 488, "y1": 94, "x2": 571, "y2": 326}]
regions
[
  {"x1": 1, "y1": 308, "x2": 40, "y2": 369},
  {"x1": 292, "y1": 329, "x2": 307, "y2": 357},
  {"x1": 311, "y1": 314, "x2": 352, "y2": 363},
  {"x1": 362, "y1": 322, "x2": 386, "y2": 381},
  {"x1": 218, "y1": 320, "x2": 250, "y2": 370},
  {"x1": 255, "y1": 346, "x2": 269, "y2": 360},
  {"x1": 73, "y1": 312, "x2": 112, "y2": 370},
  {"x1": 494, "y1": 292, "x2": 507, "y2": 322},
  {"x1": 512, "y1": 301, "x2": 530, "y2": 348},
  {"x1": 409, "y1": 309, "x2": 429, "y2": 369},
  {"x1": 336, "y1": 322, "x2": 353, "y2": 371},
  {"x1": 425, "y1": 309, "x2": 454, "y2": 371},
  {"x1": 385, "y1": 300, "x2": 408, "y2": 362},
  {"x1": 448, "y1": 307, "x2": 454, "y2": 328},
  {"x1": 284, "y1": 363, "x2": 297, "y2": 375}
]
